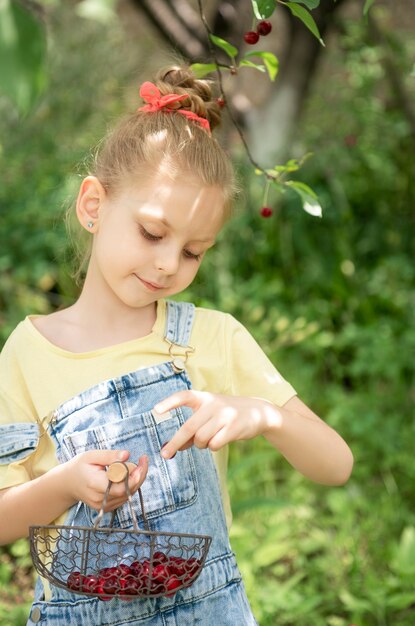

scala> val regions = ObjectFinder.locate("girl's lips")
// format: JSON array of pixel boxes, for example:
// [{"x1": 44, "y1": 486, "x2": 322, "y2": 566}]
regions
[{"x1": 137, "y1": 276, "x2": 164, "y2": 291}]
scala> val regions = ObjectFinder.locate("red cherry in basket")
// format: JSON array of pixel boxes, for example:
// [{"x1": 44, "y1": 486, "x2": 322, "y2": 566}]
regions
[
  {"x1": 151, "y1": 563, "x2": 171, "y2": 583},
  {"x1": 141, "y1": 559, "x2": 152, "y2": 578},
  {"x1": 168, "y1": 557, "x2": 186, "y2": 578},
  {"x1": 153, "y1": 551, "x2": 168, "y2": 565},
  {"x1": 119, "y1": 576, "x2": 140, "y2": 600},
  {"x1": 82, "y1": 574, "x2": 99, "y2": 593},
  {"x1": 124, "y1": 576, "x2": 140, "y2": 593},
  {"x1": 133, "y1": 559, "x2": 151, "y2": 584},
  {"x1": 132, "y1": 559, "x2": 151, "y2": 591},
  {"x1": 95, "y1": 576, "x2": 112, "y2": 601},
  {"x1": 130, "y1": 560, "x2": 143, "y2": 577},
  {"x1": 101, "y1": 574, "x2": 119, "y2": 595},
  {"x1": 165, "y1": 575, "x2": 181, "y2": 597},
  {"x1": 148, "y1": 579, "x2": 166, "y2": 595},
  {"x1": 117, "y1": 564, "x2": 131, "y2": 577},
  {"x1": 117, "y1": 577, "x2": 130, "y2": 598},
  {"x1": 98, "y1": 566, "x2": 119, "y2": 580},
  {"x1": 67, "y1": 571, "x2": 82, "y2": 591}
]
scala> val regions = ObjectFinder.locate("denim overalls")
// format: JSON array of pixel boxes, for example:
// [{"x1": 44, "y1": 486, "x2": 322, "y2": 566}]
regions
[{"x1": 26, "y1": 301, "x2": 258, "y2": 625}]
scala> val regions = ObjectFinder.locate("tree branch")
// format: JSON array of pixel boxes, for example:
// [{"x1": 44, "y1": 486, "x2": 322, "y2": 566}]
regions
[{"x1": 131, "y1": 0, "x2": 207, "y2": 59}]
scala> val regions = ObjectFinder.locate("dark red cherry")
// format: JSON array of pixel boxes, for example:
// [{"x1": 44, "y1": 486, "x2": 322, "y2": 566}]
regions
[
  {"x1": 153, "y1": 551, "x2": 168, "y2": 565},
  {"x1": 168, "y1": 556, "x2": 186, "y2": 578},
  {"x1": 101, "y1": 574, "x2": 119, "y2": 595},
  {"x1": 95, "y1": 576, "x2": 112, "y2": 601},
  {"x1": 151, "y1": 563, "x2": 171, "y2": 583},
  {"x1": 67, "y1": 571, "x2": 82, "y2": 591},
  {"x1": 82, "y1": 574, "x2": 99, "y2": 593},
  {"x1": 244, "y1": 31, "x2": 260, "y2": 45},
  {"x1": 165, "y1": 574, "x2": 181, "y2": 596},
  {"x1": 117, "y1": 564, "x2": 131, "y2": 577},
  {"x1": 257, "y1": 20, "x2": 272, "y2": 36},
  {"x1": 260, "y1": 206, "x2": 273, "y2": 218}
]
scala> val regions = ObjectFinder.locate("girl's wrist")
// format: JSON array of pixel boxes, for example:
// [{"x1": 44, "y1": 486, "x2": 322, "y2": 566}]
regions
[
  {"x1": 259, "y1": 399, "x2": 284, "y2": 438},
  {"x1": 52, "y1": 459, "x2": 79, "y2": 509}
]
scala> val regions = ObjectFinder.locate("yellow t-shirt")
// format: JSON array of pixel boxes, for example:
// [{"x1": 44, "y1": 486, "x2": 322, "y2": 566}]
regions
[{"x1": 0, "y1": 299, "x2": 296, "y2": 528}]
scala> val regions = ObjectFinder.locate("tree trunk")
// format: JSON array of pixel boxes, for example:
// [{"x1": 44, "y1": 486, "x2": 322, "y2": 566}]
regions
[{"x1": 246, "y1": 0, "x2": 347, "y2": 165}]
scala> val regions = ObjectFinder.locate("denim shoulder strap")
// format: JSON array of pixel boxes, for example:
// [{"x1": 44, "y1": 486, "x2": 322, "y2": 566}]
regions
[{"x1": 164, "y1": 300, "x2": 195, "y2": 347}]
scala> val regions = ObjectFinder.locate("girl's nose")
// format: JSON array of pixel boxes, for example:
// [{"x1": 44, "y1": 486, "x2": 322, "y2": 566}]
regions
[{"x1": 155, "y1": 246, "x2": 180, "y2": 275}]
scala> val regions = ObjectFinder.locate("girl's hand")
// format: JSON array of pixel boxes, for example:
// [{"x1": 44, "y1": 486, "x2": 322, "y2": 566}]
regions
[
  {"x1": 155, "y1": 391, "x2": 276, "y2": 459},
  {"x1": 64, "y1": 450, "x2": 149, "y2": 512},
  {"x1": 155, "y1": 392, "x2": 354, "y2": 486}
]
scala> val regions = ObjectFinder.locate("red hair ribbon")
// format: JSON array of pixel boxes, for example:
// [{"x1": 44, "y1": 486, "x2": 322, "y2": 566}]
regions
[{"x1": 137, "y1": 81, "x2": 211, "y2": 133}]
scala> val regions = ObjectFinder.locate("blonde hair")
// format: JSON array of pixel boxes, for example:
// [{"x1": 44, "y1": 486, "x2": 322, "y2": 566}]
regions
[{"x1": 67, "y1": 66, "x2": 236, "y2": 283}]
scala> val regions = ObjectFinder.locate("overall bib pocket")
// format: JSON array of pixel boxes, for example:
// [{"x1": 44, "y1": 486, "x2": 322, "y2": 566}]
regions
[{"x1": 61, "y1": 408, "x2": 198, "y2": 527}]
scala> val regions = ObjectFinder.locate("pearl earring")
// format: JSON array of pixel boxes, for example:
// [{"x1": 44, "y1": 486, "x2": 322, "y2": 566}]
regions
[{"x1": 87, "y1": 221, "x2": 94, "y2": 229}]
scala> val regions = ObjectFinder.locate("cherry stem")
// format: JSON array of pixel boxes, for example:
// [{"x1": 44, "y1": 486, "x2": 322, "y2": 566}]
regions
[
  {"x1": 196, "y1": 0, "x2": 271, "y2": 180},
  {"x1": 262, "y1": 178, "x2": 272, "y2": 207}
]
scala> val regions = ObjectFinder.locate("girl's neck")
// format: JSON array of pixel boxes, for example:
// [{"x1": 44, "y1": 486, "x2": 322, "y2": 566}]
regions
[
  {"x1": 40, "y1": 268, "x2": 159, "y2": 352},
  {"x1": 69, "y1": 283, "x2": 158, "y2": 346}
]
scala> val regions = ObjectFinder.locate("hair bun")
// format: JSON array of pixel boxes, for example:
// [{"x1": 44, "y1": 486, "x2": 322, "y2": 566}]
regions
[{"x1": 154, "y1": 65, "x2": 222, "y2": 131}]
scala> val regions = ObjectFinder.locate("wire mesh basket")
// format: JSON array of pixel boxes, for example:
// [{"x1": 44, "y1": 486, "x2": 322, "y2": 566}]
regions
[{"x1": 29, "y1": 461, "x2": 212, "y2": 600}]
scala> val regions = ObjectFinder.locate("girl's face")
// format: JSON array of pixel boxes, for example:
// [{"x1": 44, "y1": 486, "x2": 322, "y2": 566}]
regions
[{"x1": 83, "y1": 175, "x2": 225, "y2": 312}]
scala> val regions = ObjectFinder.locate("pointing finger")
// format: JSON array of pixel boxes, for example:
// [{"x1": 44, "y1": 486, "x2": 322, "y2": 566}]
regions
[
  {"x1": 161, "y1": 407, "x2": 213, "y2": 459},
  {"x1": 154, "y1": 390, "x2": 202, "y2": 415}
]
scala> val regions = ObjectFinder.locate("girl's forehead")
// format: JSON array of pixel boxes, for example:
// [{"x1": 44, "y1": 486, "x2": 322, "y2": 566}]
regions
[
  {"x1": 113, "y1": 176, "x2": 226, "y2": 235},
  {"x1": 122, "y1": 177, "x2": 224, "y2": 210}
]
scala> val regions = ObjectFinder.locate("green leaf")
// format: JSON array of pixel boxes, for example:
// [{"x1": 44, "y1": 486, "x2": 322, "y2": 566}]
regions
[
  {"x1": 288, "y1": 0, "x2": 320, "y2": 8},
  {"x1": 339, "y1": 589, "x2": 373, "y2": 612},
  {"x1": 273, "y1": 153, "x2": 313, "y2": 173},
  {"x1": 285, "y1": 181, "x2": 323, "y2": 217},
  {"x1": 251, "y1": 0, "x2": 276, "y2": 20},
  {"x1": 283, "y1": 2, "x2": 325, "y2": 46},
  {"x1": 209, "y1": 34, "x2": 238, "y2": 60},
  {"x1": 190, "y1": 63, "x2": 218, "y2": 78},
  {"x1": 391, "y1": 526, "x2": 415, "y2": 575},
  {"x1": 0, "y1": 0, "x2": 47, "y2": 115},
  {"x1": 286, "y1": 180, "x2": 318, "y2": 198},
  {"x1": 244, "y1": 51, "x2": 279, "y2": 81},
  {"x1": 239, "y1": 60, "x2": 266, "y2": 73},
  {"x1": 274, "y1": 159, "x2": 300, "y2": 173},
  {"x1": 363, "y1": 0, "x2": 375, "y2": 15},
  {"x1": 385, "y1": 592, "x2": 415, "y2": 611}
]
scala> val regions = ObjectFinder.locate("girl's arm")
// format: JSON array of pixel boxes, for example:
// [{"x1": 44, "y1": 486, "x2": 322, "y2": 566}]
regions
[
  {"x1": 154, "y1": 391, "x2": 353, "y2": 485},
  {"x1": 0, "y1": 450, "x2": 148, "y2": 546},
  {"x1": 260, "y1": 395, "x2": 353, "y2": 485}
]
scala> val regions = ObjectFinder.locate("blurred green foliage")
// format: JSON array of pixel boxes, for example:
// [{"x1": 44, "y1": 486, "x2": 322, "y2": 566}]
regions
[
  {"x1": 0, "y1": 0, "x2": 47, "y2": 115},
  {"x1": 0, "y1": 4, "x2": 414, "y2": 626}
]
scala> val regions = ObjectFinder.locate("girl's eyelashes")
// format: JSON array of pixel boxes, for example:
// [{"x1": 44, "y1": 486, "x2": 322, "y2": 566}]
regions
[
  {"x1": 139, "y1": 225, "x2": 162, "y2": 241},
  {"x1": 139, "y1": 225, "x2": 203, "y2": 261},
  {"x1": 183, "y1": 249, "x2": 202, "y2": 261}
]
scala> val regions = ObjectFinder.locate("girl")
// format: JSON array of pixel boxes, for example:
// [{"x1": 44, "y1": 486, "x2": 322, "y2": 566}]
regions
[{"x1": 0, "y1": 66, "x2": 353, "y2": 625}]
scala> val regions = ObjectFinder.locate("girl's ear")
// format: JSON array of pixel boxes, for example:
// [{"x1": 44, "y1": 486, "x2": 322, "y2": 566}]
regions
[{"x1": 76, "y1": 176, "x2": 107, "y2": 232}]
